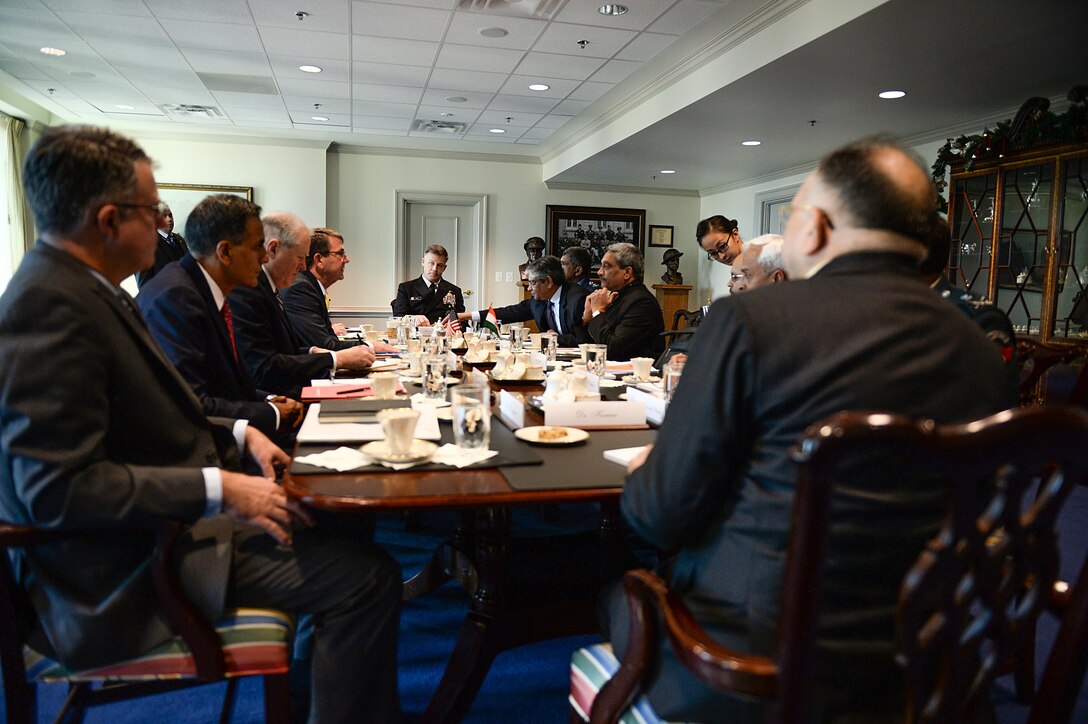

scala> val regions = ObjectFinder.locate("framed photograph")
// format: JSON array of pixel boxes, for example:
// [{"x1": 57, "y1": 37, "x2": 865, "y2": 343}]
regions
[
  {"x1": 546, "y1": 205, "x2": 646, "y2": 268},
  {"x1": 648, "y1": 224, "x2": 674, "y2": 248},
  {"x1": 157, "y1": 183, "x2": 254, "y2": 236}
]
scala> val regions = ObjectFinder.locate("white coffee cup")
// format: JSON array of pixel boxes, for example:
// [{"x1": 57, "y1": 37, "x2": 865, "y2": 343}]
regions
[
  {"x1": 369, "y1": 372, "x2": 398, "y2": 400},
  {"x1": 630, "y1": 357, "x2": 654, "y2": 381},
  {"x1": 377, "y1": 407, "x2": 420, "y2": 456}
]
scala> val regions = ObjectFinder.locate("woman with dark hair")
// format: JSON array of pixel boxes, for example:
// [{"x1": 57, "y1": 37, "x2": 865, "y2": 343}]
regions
[{"x1": 696, "y1": 214, "x2": 743, "y2": 266}]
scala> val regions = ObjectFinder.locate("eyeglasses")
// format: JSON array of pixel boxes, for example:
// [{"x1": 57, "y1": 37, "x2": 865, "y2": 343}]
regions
[
  {"x1": 729, "y1": 272, "x2": 745, "y2": 281},
  {"x1": 705, "y1": 231, "x2": 737, "y2": 261},
  {"x1": 113, "y1": 200, "x2": 170, "y2": 219},
  {"x1": 326, "y1": 249, "x2": 348, "y2": 259},
  {"x1": 782, "y1": 204, "x2": 835, "y2": 230},
  {"x1": 526, "y1": 278, "x2": 547, "y2": 286}
]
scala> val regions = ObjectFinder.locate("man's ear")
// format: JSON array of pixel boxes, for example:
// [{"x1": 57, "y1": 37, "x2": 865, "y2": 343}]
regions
[
  {"x1": 93, "y1": 204, "x2": 120, "y2": 237},
  {"x1": 266, "y1": 237, "x2": 280, "y2": 257},
  {"x1": 771, "y1": 269, "x2": 787, "y2": 284},
  {"x1": 215, "y1": 239, "x2": 233, "y2": 265}
]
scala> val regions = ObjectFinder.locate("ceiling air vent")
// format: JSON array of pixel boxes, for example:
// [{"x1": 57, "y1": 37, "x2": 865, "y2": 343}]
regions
[
  {"x1": 455, "y1": 0, "x2": 562, "y2": 20},
  {"x1": 412, "y1": 119, "x2": 469, "y2": 134},
  {"x1": 159, "y1": 104, "x2": 226, "y2": 119}
]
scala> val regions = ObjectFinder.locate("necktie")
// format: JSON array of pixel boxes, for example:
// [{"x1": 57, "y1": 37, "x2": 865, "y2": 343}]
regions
[
  {"x1": 324, "y1": 293, "x2": 330, "y2": 310},
  {"x1": 546, "y1": 301, "x2": 559, "y2": 334},
  {"x1": 221, "y1": 300, "x2": 239, "y2": 363},
  {"x1": 430, "y1": 284, "x2": 438, "y2": 297}
]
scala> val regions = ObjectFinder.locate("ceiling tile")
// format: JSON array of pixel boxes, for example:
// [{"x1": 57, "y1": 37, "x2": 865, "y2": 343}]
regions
[
  {"x1": 180, "y1": 48, "x2": 272, "y2": 76},
  {"x1": 352, "y1": 60, "x2": 430, "y2": 86},
  {"x1": 51, "y1": 98, "x2": 101, "y2": 114},
  {"x1": 117, "y1": 65, "x2": 205, "y2": 88},
  {"x1": 443, "y1": 12, "x2": 546, "y2": 50},
  {"x1": 486, "y1": 93, "x2": 558, "y2": 114},
  {"x1": 233, "y1": 119, "x2": 293, "y2": 128},
  {"x1": 258, "y1": 26, "x2": 350, "y2": 61},
  {"x1": 567, "y1": 80, "x2": 612, "y2": 102},
  {"x1": 463, "y1": 127, "x2": 518, "y2": 142},
  {"x1": 293, "y1": 121, "x2": 352, "y2": 132},
  {"x1": 143, "y1": 0, "x2": 253, "y2": 23},
  {"x1": 518, "y1": 125, "x2": 557, "y2": 140},
  {"x1": 289, "y1": 110, "x2": 351, "y2": 124},
  {"x1": 352, "y1": 82, "x2": 424, "y2": 103},
  {"x1": 351, "y1": 99, "x2": 418, "y2": 118},
  {"x1": 0, "y1": 9, "x2": 80, "y2": 46},
  {"x1": 212, "y1": 91, "x2": 287, "y2": 109},
  {"x1": 415, "y1": 104, "x2": 479, "y2": 121},
  {"x1": 41, "y1": 57, "x2": 130, "y2": 84},
  {"x1": 475, "y1": 109, "x2": 542, "y2": 127},
  {"x1": 553, "y1": 0, "x2": 671, "y2": 31},
  {"x1": 248, "y1": 0, "x2": 350, "y2": 32},
  {"x1": 352, "y1": 36, "x2": 438, "y2": 66},
  {"x1": 371, "y1": 0, "x2": 455, "y2": 9},
  {"x1": 420, "y1": 88, "x2": 493, "y2": 109},
  {"x1": 0, "y1": 59, "x2": 51, "y2": 80},
  {"x1": 590, "y1": 58, "x2": 640, "y2": 83},
  {"x1": 647, "y1": 0, "x2": 724, "y2": 36},
  {"x1": 552, "y1": 97, "x2": 591, "y2": 115},
  {"x1": 351, "y1": 2, "x2": 451, "y2": 42},
  {"x1": 101, "y1": 101, "x2": 162, "y2": 114},
  {"x1": 428, "y1": 67, "x2": 508, "y2": 93},
  {"x1": 514, "y1": 51, "x2": 604, "y2": 81},
  {"x1": 269, "y1": 56, "x2": 350, "y2": 82},
  {"x1": 159, "y1": 19, "x2": 263, "y2": 52},
  {"x1": 135, "y1": 84, "x2": 217, "y2": 104},
  {"x1": 533, "y1": 23, "x2": 637, "y2": 58},
  {"x1": 56, "y1": 11, "x2": 170, "y2": 43},
  {"x1": 514, "y1": 137, "x2": 541, "y2": 144},
  {"x1": 224, "y1": 106, "x2": 290, "y2": 121},
  {"x1": 616, "y1": 32, "x2": 678, "y2": 62},
  {"x1": 498, "y1": 75, "x2": 578, "y2": 98},
  {"x1": 435, "y1": 43, "x2": 523, "y2": 74},
  {"x1": 283, "y1": 95, "x2": 351, "y2": 113},
  {"x1": 352, "y1": 115, "x2": 413, "y2": 131},
  {"x1": 276, "y1": 77, "x2": 351, "y2": 98},
  {"x1": 0, "y1": 42, "x2": 19, "y2": 59},
  {"x1": 85, "y1": 41, "x2": 189, "y2": 69},
  {"x1": 42, "y1": 0, "x2": 149, "y2": 13}
]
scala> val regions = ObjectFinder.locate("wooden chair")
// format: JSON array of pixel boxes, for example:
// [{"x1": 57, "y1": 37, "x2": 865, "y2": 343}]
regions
[
  {"x1": 0, "y1": 520, "x2": 292, "y2": 724},
  {"x1": 570, "y1": 406, "x2": 1088, "y2": 724},
  {"x1": 1016, "y1": 338, "x2": 1086, "y2": 407}
]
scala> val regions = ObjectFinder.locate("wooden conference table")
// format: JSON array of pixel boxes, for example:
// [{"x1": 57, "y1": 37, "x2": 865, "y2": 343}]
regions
[{"x1": 284, "y1": 389, "x2": 657, "y2": 723}]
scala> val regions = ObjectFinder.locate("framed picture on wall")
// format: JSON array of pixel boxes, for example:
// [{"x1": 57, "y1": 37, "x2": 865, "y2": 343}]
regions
[
  {"x1": 546, "y1": 205, "x2": 646, "y2": 268},
  {"x1": 648, "y1": 224, "x2": 674, "y2": 248},
  {"x1": 157, "y1": 183, "x2": 254, "y2": 236}
]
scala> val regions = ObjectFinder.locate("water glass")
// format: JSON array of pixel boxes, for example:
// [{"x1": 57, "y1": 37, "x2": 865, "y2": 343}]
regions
[
  {"x1": 510, "y1": 326, "x2": 524, "y2": 353},
  {"x1": 422, "y1": 355, "x2": 448, "y2": 400},
  {"x1": 585, "y1": 344, "x2": 608, "y2": 379},
  {"x1": 540, "y1": 331, "x2": 557, "y2": 363},
  {"x1": 396, "y1": 320, "x2": 409, "y2": 346},
  {"x1": 385, "y1": 317, "x2": 399, "y2": 341},
  {"x1": 451, "y1": 383, "x2": 491, "y2": 449},
  {"x1": 664, "y1": 356, "x2": 685, "y2": 403}
]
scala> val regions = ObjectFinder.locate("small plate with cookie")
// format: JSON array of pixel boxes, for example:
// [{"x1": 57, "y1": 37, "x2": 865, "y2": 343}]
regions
[{"x1": 514, "y1": 425, "x2": 589, "y2": 446}]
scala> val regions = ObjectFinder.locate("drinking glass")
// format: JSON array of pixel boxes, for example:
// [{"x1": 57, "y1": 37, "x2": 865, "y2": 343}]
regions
[
  {"x1": 664, "y1": 356, "x2": 685, "y2": 403},
  {"x1": 510, "y1": 326, "x2": 524, "y2": 353},
  {"x1": 585, "y1": 344, "x2": 608, "y2": 380},
  {"x1": 540, "y1": 331, "x2": 558, "y2": 363},
  {"x1": 422, "y1": 354, "x2": 448, "y2": 400},
  {"x1": 451, "y1": 382, "x2": 491, "y2": 449},
  {"x1": 396, "y1": 319, "x2": 409, "y2": 346},
  {"x1": 385, "y1": 317, "x2": 399, "y2": 341}
]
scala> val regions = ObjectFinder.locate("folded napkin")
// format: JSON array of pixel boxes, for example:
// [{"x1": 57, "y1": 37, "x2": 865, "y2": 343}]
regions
[
  {"x1": 294, "y1": 446, "x2": 419, "y2": 472},
  {"x1": 430, "y1": 444, "x2": 498, "y2": 468}
]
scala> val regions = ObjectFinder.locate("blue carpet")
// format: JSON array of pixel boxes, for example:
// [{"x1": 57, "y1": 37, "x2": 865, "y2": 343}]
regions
[{"x1": 8, "y1": 492, "x2": 1088, "y2": 722}]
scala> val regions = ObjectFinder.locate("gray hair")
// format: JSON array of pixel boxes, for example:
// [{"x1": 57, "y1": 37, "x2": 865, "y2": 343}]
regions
[
  {"x1": 606, "y1": 242, "x2": 644, "y2": 282},
  {"x1": 745, "y1": 234, "x2": 785, "y2": 276},
  {"x1": 261, "y1": 211, "x2": 308, "y2": 249},
  {"x1": 526, "y1": 255, "x2": 564, "y2": 285}
]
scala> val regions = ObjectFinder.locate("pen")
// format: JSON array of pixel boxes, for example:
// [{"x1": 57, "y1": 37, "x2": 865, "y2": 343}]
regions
[{"x1": 335, "y1": 386, "x2": 370, "y2": 395}]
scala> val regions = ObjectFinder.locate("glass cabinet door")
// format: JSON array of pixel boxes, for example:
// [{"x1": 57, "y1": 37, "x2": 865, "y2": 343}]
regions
[
  {"x1": 949, "y1": 172, "x2": 996, "y2": 293},
  {"x1": 1052, "y1": 155, "x2": 1088, "y2": 340},
  {"x1": 993, "y1": 163, "x2": 1053, "y2": 336}
]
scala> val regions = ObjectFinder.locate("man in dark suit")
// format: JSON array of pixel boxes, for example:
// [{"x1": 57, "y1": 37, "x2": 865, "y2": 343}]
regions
[
  {"x1": 582, "y1": 242, "x2": 664, "y2": 361},
  {"x1": 392, "y1": 243, "x2": 465, "y2": 324},
  {"x1": 0, "y1": 126, "x2": 402, "y2": 723},
  {"x1": 607, "y1": 138, "x2": 1015, "y2": 723},
  {"x1": 137, "y1": 194, "x2": 303, "y2": 443},
  {"x1": 228, "y1": 212, "x2": 376, "y2": 398},
  {"x1": 561, "y1": 245, "x2": 599, "y2": 292},
  {"x1": 459, "y1": 255, "x2": 590, "y2": 346},
  {"x1": 135, "y1": 202, "x2": 188, "y2": 288}
]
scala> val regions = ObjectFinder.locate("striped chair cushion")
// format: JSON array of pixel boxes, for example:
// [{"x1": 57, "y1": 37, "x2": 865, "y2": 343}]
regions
[
  {"x1": 25, "y1": 607, "x2": 293, "y2": 682},
  {"x1": 570, "y1": 643, "x2": 673, "y2": 724}
]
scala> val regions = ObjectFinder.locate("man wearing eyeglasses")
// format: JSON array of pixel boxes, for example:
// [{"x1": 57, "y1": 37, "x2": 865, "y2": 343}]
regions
[
  {"x1": 135, "y1": 201, "x2": 189, "y2": 288},
  {"x1": 459, "y1": 255, "x2": 589, "y2": 346},
  {"x1": 726, "y1": 234, "x2": 788, "y2": 295}
]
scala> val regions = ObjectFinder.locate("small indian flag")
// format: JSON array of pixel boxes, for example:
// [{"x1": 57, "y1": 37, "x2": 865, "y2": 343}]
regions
[{"x1": 482, "y1": 305, "x2": 499, "y2": 336}]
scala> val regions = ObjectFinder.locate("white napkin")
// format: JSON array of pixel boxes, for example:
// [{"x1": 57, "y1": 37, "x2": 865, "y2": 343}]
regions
[
  {"x1": 599, "y1": 379, "x2": 625, "y2": 388},
  {"x1": 410, "y1": 393, "x2": 451, "y2": 408},
  {"x1": 294, "y1": 446, "x2": 422, "y2": 472},
  {"x1": 430, "y1": 444, "x2": 498, "y2": 468}
]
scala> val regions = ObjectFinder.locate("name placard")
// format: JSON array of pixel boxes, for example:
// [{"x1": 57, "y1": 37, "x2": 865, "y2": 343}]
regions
[
  {"x1": 625, "y1": 387, "x2": 666, "y2": 425},
  {"x1": 544, "y1": 400, "x2": 646, "y2": 429},
  {"x1": 498, "y1": 389, "x2": 526, "y2": 429}
]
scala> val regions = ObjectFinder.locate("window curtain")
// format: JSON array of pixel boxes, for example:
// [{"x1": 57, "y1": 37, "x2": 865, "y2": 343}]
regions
[{"x1": 1, "y1": 112, "x2": 29, "y2": 293}]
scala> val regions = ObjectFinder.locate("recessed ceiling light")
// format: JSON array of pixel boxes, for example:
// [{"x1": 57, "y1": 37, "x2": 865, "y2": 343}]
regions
[
  {"x1": 299, "y1": 65, "x2": 322, "y2": 73},
  {"x1": 115, "y1": 104, "x2": 134, "y2": 110},
  {"x1": 660, "y1": 169, "x2": 676, "y2": 174},
  {"x1": 878, "y1": 90, "x2": 906, "y2": 99},
  {"x1": 445, "y1": 96, "x2": 468, "y2": 103},
  {"x1": 528, "y1": 83, "x2": 550, "y2": 91},
  {"x1": 311, "y1": 115, "x2": 329, "y2": 121},
  {"x1": 39, "y1": 47, "x2": 66, "y2": 56},
  {"x1": 598, "y1": 4, "x2": 628, "y2": 15},
  {"x1": 478, "y1": 26, "x2": 509, "y2": 38},
  {"x1": 741, "y1": 140, "x2": 762, "y2": 146},
  {"x1": 489, "y1": 128, "x2": 506, "y2": 134},
  {"x1": 440, "y1": 112, "x2": 453, "y2": 117}
]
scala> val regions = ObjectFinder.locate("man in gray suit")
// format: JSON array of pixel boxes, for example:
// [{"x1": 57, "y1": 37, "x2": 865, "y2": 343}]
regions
[
  {"x1": 608, "y1": 138, "x2": 1016, "y2": 722},
  {"x1": 0, "y1": 126, "x2": 402, "y2": 723}
]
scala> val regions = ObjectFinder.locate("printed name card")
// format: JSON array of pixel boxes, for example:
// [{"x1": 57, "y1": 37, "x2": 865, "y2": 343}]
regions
[
  {"x1": 625, "y1": 387, "x2": 666, "y2": 425},
  {"x1": 544, "y1": 400, "x2": 646, "y2": 429},
  {"x1": 498, "y1": 389, "x2": 526, "y2": 429}
]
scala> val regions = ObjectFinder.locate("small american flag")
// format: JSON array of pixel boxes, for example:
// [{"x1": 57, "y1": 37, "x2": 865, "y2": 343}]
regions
[{"x1": 444, "y1": 309, "x2": 462, "y2": 335}]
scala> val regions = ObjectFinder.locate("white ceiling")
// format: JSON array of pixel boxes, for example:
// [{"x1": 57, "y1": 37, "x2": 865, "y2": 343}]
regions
[{"x1": 0, "y1": 0, "x2": 1085, "y2": 194}]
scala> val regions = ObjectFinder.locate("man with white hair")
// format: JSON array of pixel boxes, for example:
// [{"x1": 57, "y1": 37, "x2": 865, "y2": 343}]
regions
[{"x1": 727, "y1": 234, "x2": 787, "y2": 295}]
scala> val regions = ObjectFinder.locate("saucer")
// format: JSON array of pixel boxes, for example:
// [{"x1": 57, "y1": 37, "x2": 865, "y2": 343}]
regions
[
  {"x1": 514, "y1": 426, "x2": 589, "y2": 446},
  {"x1": 622, "y1": 375, "x2": 661, "y2": 384},
  {"x1": 361, "y1": 439, "x2": 438, "y2": 464}
]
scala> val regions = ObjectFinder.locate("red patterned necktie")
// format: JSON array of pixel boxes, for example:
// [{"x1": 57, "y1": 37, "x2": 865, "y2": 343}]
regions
[{"x1": 221, "y1": 300, "x2": 239, "y2": 363}]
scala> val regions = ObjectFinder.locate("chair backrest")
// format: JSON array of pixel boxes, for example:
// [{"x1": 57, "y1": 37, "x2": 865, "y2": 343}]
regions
[
  {"x1": 670, "y1": 308, "x2": 702, "y2": 332},
  {"x1": 1016, "y1": 338, "x2": 1086, "y2": 406},
  {"x1": 793, "y1": 406, "x2": 1088, "y2": 724}
]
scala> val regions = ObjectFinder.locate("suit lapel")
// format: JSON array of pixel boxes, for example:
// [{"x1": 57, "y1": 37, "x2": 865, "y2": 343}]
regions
[
  {"x1": 181, "y1": 256, "x2": 251, "y2": 390},
  {"x1": 261, "y1": 272, "x2": 301, "y2": 349},
  {"x1": 304, "y1": 270, "x2": 332, "y2": 328}
]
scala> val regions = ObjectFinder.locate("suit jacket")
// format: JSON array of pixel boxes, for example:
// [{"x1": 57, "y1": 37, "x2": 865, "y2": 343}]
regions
[
  {"x1": 586, "y1": 282, "x2": 664, "y2": 361},
  {"x1": 282, "y1": 269, "x2": 363, "y2": 351},
  {"x1": 0, "y1": 242, "x2": 237, "y2": 671},
  {"x1": 575, "y1": 275, "x2": 599, "y2": 293},
  {"x1": 136, "y1": 231, "x2": 188, "y2": 288},
  {"x1": 137, "y1": 254, "x2": 278, "y2": 437},
  {"x1": 228, "y1": 270, "x2": 333, "y2": 398},
  {"x1": 392, "y1": 276, "x2": 465, "y2": 323},
  {"x1": 613, "y1": 253, "x2": 1016, "y2": 722},
  {"x1": 933, "y1": 277, "x2": 1018, "y2": 398},
  {"x1": 489, "y1": 281, "x2": 590, "y2": 347}
]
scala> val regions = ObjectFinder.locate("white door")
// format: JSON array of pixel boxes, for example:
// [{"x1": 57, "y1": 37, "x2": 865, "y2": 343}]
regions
[{"x1": 405, "y1": 202, "x2": 477, "y2": 308}]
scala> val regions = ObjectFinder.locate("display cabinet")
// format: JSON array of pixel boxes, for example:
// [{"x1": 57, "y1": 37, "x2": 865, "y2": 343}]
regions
[{"x1": 948, "y1": 144, "x2": 1088, "y2": 344}]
